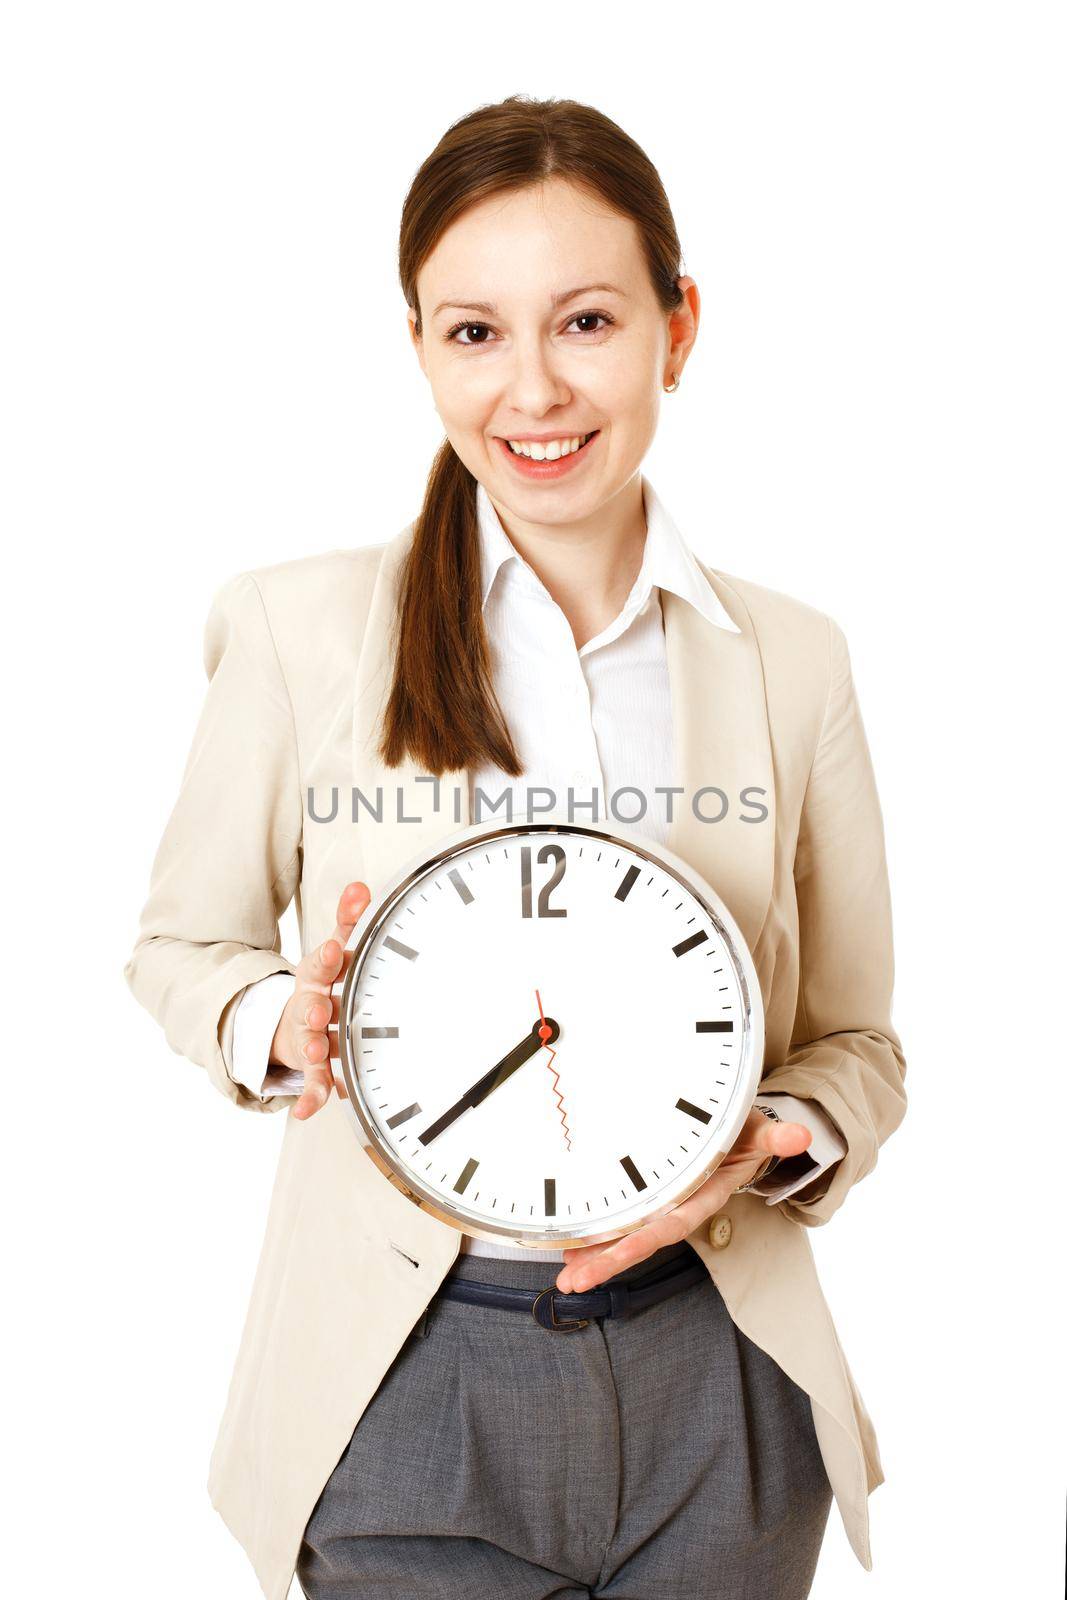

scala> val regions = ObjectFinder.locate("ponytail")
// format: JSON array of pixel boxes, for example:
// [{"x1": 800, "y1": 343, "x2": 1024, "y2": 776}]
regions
[{"x1": 378, "y1": 439, "x2": 522, "y2": 777}]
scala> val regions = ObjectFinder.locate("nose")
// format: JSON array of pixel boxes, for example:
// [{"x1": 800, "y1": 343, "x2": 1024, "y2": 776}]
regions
[{"x1": 503, "y1": 333, "x2": 572, "y2": 418}]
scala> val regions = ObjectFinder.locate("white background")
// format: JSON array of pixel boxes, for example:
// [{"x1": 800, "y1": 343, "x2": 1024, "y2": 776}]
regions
[{"x1": 3, "y1": 3, "x2": 1063, "y2": 1595}]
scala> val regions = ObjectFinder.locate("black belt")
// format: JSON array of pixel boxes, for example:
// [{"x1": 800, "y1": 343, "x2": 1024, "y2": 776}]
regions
[{"x1": 430, "y1": 1250, "x2": 708, "y2": 1333}]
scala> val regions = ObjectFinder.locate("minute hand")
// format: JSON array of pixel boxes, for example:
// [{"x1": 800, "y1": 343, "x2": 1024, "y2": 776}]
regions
[{"x1": 418, "y1": 1016, "x2": 561, "y2": 1146}]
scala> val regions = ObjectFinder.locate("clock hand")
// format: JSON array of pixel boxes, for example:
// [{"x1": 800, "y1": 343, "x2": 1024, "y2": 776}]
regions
[
  {"x1": 536, "y1": 988, "x2": 572, "y2": 1152},
  {"x1": 419, "y1": 1015, "x2": 561, "y2": 1146}
]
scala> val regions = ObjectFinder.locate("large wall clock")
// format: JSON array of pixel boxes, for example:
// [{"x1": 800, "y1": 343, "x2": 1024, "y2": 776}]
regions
[{"x1": 336, "y1": 816, "x2": 764, "y2": 1251}]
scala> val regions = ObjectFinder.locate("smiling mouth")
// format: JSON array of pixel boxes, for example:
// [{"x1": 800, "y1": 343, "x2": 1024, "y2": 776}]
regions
[{"x1": 499, "y1": 431, "x2": 599, "y2": 461}]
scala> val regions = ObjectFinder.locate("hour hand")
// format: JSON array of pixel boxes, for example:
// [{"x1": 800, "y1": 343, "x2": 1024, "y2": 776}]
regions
[{"x1": 418, "y1": 1016, "x2": 561, "y2": 1146}]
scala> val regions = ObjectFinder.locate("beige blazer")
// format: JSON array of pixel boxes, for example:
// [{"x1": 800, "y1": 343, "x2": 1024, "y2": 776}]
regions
[{"x1": 124, "y1": 513, "x2": 907, "y2": 1599}]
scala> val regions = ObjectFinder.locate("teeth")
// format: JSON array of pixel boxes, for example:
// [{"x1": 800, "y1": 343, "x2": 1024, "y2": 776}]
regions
[{"x1": 506, "y1": 433, "x2": 591, "y2": 460}]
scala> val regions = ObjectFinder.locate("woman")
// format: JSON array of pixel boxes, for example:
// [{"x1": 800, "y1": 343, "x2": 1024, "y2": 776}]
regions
[{"x1": 125, "y1": 96, "x2": 907, "y2": 1600}]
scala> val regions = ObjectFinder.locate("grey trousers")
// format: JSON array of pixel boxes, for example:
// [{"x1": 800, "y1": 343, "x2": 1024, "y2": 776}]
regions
[{"x1": 296, "y1": 1239, "x2": 832, "y2": 1599}]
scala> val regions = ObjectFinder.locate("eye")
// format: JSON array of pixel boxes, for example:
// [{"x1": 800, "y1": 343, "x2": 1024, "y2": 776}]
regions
[
  {"x1": 443, "y1": 310, "x2": 617, "y2": 347},
  {"x1": 446, "y1": 321, "x2": 495, "y2": 346},
  {"x1": 568, "y1": 311, "x2": 614, "y2": 335}
]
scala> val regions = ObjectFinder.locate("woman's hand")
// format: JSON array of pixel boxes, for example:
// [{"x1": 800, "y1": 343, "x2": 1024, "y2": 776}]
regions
[
  {"x1": 267, "y1": 881, "x2": 372, "y2": 1120},
  {"x1": 553, "y1": 1108, "x2": 813, "y2": 1295}
]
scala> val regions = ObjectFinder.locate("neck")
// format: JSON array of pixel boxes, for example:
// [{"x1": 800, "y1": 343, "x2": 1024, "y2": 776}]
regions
[{"x1": 487, "y1": 473, "x2": 648, "y2": 652}]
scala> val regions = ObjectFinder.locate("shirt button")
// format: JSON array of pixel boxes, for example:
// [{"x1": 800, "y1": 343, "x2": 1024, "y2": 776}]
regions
[{"x1": 708, "y1": 1213, "x2": 733, "y2": 1250}]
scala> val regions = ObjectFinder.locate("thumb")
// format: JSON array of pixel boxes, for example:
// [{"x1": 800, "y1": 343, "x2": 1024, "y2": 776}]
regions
[
  {"x1": 313, "y1": 882, "x2": 371, "y2": 983},
  {"x1": 755, "y1": 1115, "x2": 812, "y2": 1162}
]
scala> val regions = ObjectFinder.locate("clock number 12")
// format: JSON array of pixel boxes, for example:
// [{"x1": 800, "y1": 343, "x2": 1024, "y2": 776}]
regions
[{"x1": 520, "y1": 844, "x2": 567, "y2": 918}]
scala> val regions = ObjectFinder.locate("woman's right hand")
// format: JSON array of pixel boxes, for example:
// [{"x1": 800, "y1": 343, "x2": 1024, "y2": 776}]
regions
[{"x1": 268, "y1": 880, "x2": 372, "y2": 1120}]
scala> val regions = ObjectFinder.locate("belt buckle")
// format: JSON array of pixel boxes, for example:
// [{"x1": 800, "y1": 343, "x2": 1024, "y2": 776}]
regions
[{"x1": 531, "y1": 1286, "x2": 589, "y2": 1332}]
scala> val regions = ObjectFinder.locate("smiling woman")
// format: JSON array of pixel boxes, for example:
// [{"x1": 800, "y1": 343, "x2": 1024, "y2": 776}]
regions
[
  {"x1": 125, "y1": 91, "x2": 906, "y2": 1600},
  {"x1": 386, "y1": 115, "x2": 701, "y2": 775}
]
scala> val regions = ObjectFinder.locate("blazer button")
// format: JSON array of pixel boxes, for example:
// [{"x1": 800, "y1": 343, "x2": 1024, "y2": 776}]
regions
[{"x1": 708, "y1": 1213, "x2": 733, "y2": 1250}]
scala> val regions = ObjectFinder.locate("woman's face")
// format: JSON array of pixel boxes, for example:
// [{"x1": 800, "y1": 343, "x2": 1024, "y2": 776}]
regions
[{"x1": 409, "y1": 178, "x2": 697, "y2": 528}]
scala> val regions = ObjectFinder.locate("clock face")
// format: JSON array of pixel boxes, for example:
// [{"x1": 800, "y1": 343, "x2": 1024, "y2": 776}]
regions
[{"x1": 338, "y1": 820, "x2": 763, "y2": 1249}]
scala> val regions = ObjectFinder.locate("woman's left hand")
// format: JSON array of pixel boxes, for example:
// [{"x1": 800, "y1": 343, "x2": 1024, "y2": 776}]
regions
[{"x1": 553, "y1": 1108, "x2": 813, "y2": 1295}]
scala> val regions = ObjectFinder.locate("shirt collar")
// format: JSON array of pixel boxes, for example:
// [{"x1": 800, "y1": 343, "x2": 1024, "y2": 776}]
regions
[{"x1": 475, "y1": 475, "x2": 741, "y2": 637}]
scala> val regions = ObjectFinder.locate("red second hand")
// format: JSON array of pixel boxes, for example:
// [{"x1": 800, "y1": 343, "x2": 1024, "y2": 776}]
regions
[{"x1": 535, "y1": 988, "x2": 571, "y2": 1151}]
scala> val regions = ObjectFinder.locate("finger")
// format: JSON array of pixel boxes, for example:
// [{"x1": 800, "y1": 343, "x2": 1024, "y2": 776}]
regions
[
  {"x1": 290, "y1": 1059, "x2": 334, "y2": 1120},
  {"x1": 556, "y1": 1215, "x2": 684, "y2": 1294},
  {"x1": 558, "y1": 1155, "x2": 751, "y2": 1294},
  {"x1": 302, "y1": 938, "x2": 353, "y2": 996},
  {"x1": 557, "y1": 1117, "x2": 806, "y2": 1295},
  {"x1": 297, "y1": 992, "x2": 336, "y2": 1032},
  {"x1": 300, "y1": 882, "x2": 368, "y2": 993},
  {"x1": 297, "y1": 1024, "x2": 331, "y2": 1068},
  {"x1": 556, "y1": 1245, "x2": 626, "y2": 1294},
  {"x1": 290, "y1": 1021, "x2": 328, "y2": 1086},
  {"x1": 332, "y1": 880, "x2": 371, "y2": 948},
  {"x1": 753, "y1": 1116, "x2": 812, "y2": 1161}
]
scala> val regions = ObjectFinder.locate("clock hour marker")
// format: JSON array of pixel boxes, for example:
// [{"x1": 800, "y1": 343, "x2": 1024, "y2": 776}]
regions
[
  {"x1": 673, "y1": 929, "x2": 709, "y2": 957},
  {"x1": 361, "y1": 1026, "x2": 399, "y2": 1038},
  {"x1": 620, "y1": 1155, "x2": 648, "y2": 1192},
  {"x1": 676, "y1": 1097, "x2": 712, "y2": 1123},
  {"x1": 696, "y1": 1020, "x2": 733, "y2": 1033},
  {"x1": 615, "y1": 864, "x2": 640, "y2": 901},
  {"x1": 383, "y1": 935, "x2": 419, "y2": 961},
  {"x1": 544, "y1": 1178, "x2": 556, "y2": 1217},
  {"x1": 448, "y1": 868, "x2": 474, "y2": 904},
  {"x1": 454, "y1": 1157, "x2": 478, "y2": 1195},
  {"x1": 386, "y1": 1102, "x2": 421, "y2": 1129}
]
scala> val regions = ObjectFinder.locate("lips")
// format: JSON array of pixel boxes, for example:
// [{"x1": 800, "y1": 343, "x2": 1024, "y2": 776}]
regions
[{"x1": 494, "y1": 430, "x2": 601, "y2": 479}]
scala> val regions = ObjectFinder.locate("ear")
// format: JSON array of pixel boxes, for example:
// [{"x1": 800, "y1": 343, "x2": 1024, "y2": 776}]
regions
[
  {"x1": 665, "y1": 274, "x2": 700, "y2": 385},
  {"x1": 407, "y1": 306, "x2": 428, "y2": 378}
]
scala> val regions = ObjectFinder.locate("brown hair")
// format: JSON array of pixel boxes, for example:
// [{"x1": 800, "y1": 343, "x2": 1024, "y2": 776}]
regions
[{"x1": 381, "y1": 94, "x2": 686, "y2": 777}]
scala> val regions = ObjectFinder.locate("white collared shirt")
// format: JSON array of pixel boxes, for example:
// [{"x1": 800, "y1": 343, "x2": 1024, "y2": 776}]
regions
[
  {"x1": 232, "y1": 475, "x2": 845, "y2": 1261},
  {"x1": 466, "y1": 474, "x2": 739, "y2": 845}
]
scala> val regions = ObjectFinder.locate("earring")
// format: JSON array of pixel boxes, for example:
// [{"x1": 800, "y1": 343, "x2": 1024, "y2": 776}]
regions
[{"x1": 664, "y1": 373, "x2": 680, "y2": 392}]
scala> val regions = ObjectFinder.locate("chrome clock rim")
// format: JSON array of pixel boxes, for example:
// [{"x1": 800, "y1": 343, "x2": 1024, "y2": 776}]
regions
[{"x1": 335, "y1": 812, "x2": 765, "y2": 1250}]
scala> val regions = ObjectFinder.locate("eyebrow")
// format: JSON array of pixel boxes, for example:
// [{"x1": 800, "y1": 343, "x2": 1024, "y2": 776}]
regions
[{"x1": 431, "y1": 283, "x2": 629, "y2": 319}]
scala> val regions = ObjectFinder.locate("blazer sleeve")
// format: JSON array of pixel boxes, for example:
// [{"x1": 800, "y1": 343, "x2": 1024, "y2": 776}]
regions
[
  {"x1": 123, "y1": 571, "x2": 304, "y2": 1114},
  {"x1": 756, "y1": 615, "x2": 907, "y2": 1225}
]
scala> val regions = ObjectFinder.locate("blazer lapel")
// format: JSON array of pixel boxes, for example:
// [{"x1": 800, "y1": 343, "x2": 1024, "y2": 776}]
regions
[
  {"x1": 661, "y1": 575, "x2": 776, "y2": 955},
  {"x1": 352, "y1": 530, "x2": 776, "y2": 959}
]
